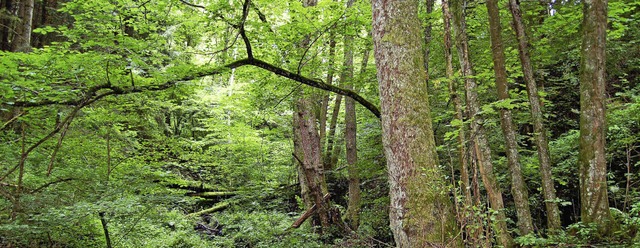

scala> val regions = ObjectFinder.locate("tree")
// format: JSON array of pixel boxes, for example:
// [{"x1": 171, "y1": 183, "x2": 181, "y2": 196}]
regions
[
  {"x1": 371, "y1": 0, "x2": 458, "y2": 246},
  {"x1": 11, "y1": 0, "x2": 34, "y2": 52},
  {"x1": 343, "y1": 0, "x2": 359, "y2": 231},
  {"x1": 450, "y1": 0, "x2": 512, "y2": 246},
  {"x1": 508, "y1": 0, "x2": 561, "y2": 230},
  {"x1": 486, "y1": 0, "x2": 534, "y2": 235},
  {"x1": 579, "y1": 0, "x2": 611, "y2": 235}
]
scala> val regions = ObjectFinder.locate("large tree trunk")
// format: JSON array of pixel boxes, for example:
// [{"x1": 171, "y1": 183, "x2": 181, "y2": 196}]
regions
[
  {"x1": 486, "y1": 0, "x2": 534, "y2": 235},
  {"x1": 507, "y1": 0, "x2": 561, "y2": 230},
  {"x1": 11, "y1": 0, "x2": 34, "y2": 52},
  {"x1": 371, "y1": 1, "x2": 459, "y2": 246},
  {"x1": 579, "y1": 0, "x2": 611, "y2": 235},
  {"x1": 450, "y1": 0, "x2": 513, "y2": 246}
]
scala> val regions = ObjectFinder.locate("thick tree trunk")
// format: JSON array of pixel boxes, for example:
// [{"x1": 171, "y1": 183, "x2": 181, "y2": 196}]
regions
[
  {"x1": 508, "y1": 0, "x2": 561, "y2": 230},
  {"x1": 11, "y1": 0, "x2": 34, "y2": 52},
  {"x1": 294, "y1": 100, "x2": 313, "y2": 209},
  {"x1": 486, "y1": 0, "x2": 534, "y2": 235},
  {"x1": 579, "y1": 0, "x2": 611, "y2": 235},
  {"x1": 371, "y1": 1, "x2": 459, "y2": 246},
  {"x1": 450, "y1": 0, "x2": 513, "y2": 246},
  {"x1": 295, "y1": 97, "x2": 331, "y2": 229}
]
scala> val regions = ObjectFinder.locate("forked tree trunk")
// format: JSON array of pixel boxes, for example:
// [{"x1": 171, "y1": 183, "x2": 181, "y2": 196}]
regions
[
  {"x1": 486, "y1": 0, "x2": 534, "y2": 235},
  {"x1": 578, "y1": 0, "x2": 611, "y2": 235},
  {"x1": 450, "y1": 0, "x2": 512, "y2": 246},
  {"x1": 371, "y1": 1, "x2": 459, "y2": 246},
  {"x1": 295, "y1": 97, "x2": 331, "y2": 229},
  {"x1": 508, "y1": 0, "x2": 561, "y2": 230}
]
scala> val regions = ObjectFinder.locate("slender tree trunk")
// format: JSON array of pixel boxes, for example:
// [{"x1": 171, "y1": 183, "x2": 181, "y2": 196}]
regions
[
  {"x1": 450, "y1": 0, "x2": 513, "y2": 246},
  {"x1": 423, "y1": 0, "x2": 435, "y2": 85},
  {"x1": 345, "y1": 48, "x2": 369, "y2": 231},
  {"x1": 342, "y1": 0, "x2": 360, "y2": 231},
  {"x1": 578, "y1": 0, "x2": 611, "y2": 235},
  {"x1": 99, "y1": 212, "x2": 113, "y2": 248},
  {"x1": 0, "y1": 0, "x2": 15, "y2": 51},
  {"x1": 371, "y1": 1, "x2": 459, "y2": 246},
  {"x1": 486, "y1": 0, "x2": 534, "y2": 235},
  {"x1": 324, "y1": 94, "x2": 342, "y2": 170},
  {"x1": 442, "y1": 0, "x2": 470, "y2": 203},
  {"x1": 11, "y1": 0, "x2": 34, "y2": 52},
  {"x1": 319, "y1": 35, "x2": 336, "y2": 153},
  {"x1": 508, "y1": 0, "x2": 561, "y2": 230}
]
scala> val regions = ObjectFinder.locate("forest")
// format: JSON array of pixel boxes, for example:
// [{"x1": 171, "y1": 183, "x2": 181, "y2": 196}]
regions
[{"x1": 0, "y1": 0, "x2": 638, "y2": 247}]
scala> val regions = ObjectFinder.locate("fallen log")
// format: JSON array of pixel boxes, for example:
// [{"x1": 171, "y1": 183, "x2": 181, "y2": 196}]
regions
[
  {"x1": 188, "y1": 202, "x2": 230, "y2": 217},
  {"x1": 291, "y1": 193, "x2": 330, "y2": 228},
  {"x1": 185, "y1": 191, "x2": 240, "y2": 198}
]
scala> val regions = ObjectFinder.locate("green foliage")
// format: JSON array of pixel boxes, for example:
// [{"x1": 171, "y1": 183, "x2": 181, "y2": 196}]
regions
[{"x1": 1, "y1": 0, "x2": 640, "y2": 246}]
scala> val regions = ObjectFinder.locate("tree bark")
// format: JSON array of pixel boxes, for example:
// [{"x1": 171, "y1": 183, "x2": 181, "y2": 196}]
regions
[
  {"x1": 0, "y1": 0, "x2": 15, "y2": 51},
  {"x1": 99, "y1": 212, "x2": 113, "y2": 248},
  {"x1": 11, "y1": 0, "x2": 34, "y2": 52},
  {"x1": 294, "y1": 97, "x2": 331, "y2": 229},
  {"x1": 292, "y1": 0, "x2": 331, "y2": 231},
  {"x1": 450, "y1": 0, "x2": 513, "y2": 246},
  {"x1": 323, "y1": 94, "x2": 342, "y2": 170},
  {"x1": 343, "y1": 0, "x2": 360, "y2": 231},
  {"x1": 487, "y1": 0, "x2": 534, "y2": 235},
  {"x1": 319, "y1": 34, "x2": 336, "y2": 154},
  {"x1": 508, "y1": 0, "x2": 561, "y2": 230},
  {"x1": 579, "y1": 0, "x2": 611, "y2": 235},
  {"x1": 371, "y1": 1, "x2": 459, "y2": 246}
]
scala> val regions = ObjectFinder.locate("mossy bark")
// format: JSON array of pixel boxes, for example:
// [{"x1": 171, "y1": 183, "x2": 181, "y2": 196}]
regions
[
  {"x1": 371, "y1": 1, "x2": 459, "y2": 246},
  {"x1": 579, "y1": 0, "x2": 612, "y2": 235}
]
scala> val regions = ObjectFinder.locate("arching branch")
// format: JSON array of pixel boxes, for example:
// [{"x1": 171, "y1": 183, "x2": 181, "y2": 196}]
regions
[{"x1": 11, "y1": 58, "x2": 380, "y2": 118}]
